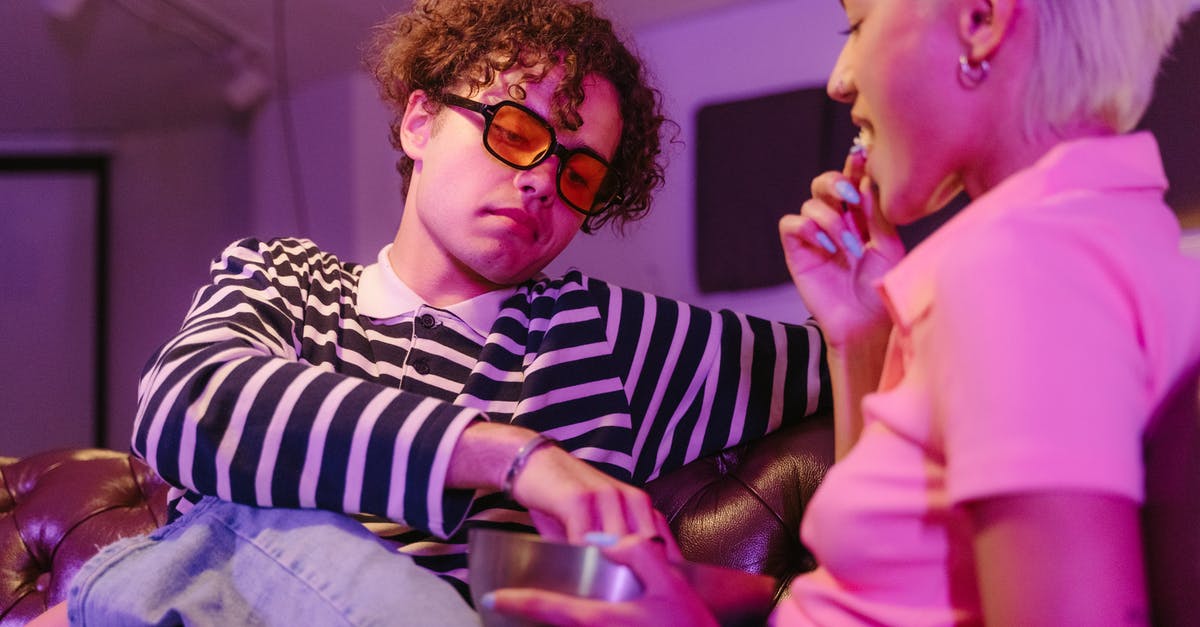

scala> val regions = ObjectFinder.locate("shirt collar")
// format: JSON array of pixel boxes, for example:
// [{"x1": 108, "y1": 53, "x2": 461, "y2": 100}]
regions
[
  {"x1": 879, "y1": 132, "x2": 1168, "y2": 330},
  {"x1": 357, "y1": 244, "x2": 515, "y2": 337}
]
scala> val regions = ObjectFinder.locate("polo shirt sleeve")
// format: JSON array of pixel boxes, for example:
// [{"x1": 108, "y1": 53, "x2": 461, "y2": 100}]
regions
[
  {"x1": 922, "y1": 220, "x2": 1148, "y2": 505},
  {"x1": 132, "y1": 237, "x2": 485, "y2": 538}
]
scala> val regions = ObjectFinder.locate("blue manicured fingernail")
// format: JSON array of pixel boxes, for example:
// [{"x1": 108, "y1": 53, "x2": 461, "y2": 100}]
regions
[
  {"x1": 815, "y1": 232, "x2": 838, "y2": 254},
  {"x1": 583, "y1": 532, "x2": 619, "y2": 547},
  {"x1": 481, "y1": 592, "x2": 496, "y2": 610},
  {"x1": 834, "y1": 180, "x2": 862, "y2": 205},
  {"x1": 841, "y1": 231, "x2": 864, "y2": 259}
]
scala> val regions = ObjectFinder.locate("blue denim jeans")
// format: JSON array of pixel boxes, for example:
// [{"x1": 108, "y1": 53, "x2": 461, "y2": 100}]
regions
[{"x1": 68, "y1": 497, "x2": 480, "y2": 626}]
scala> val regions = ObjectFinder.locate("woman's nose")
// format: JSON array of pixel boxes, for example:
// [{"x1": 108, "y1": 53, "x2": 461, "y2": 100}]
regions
[{"x1": 826, "y1": 46, "x2": 856, "y2": 104}]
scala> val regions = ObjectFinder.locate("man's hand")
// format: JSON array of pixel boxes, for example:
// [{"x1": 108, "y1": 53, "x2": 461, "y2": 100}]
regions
[
  {"x1": 446, "y1": 422, "x2": 675, "y2": 544},
  {"x1": 511, "y1": 443, "x2": 676, "y2": 545}
]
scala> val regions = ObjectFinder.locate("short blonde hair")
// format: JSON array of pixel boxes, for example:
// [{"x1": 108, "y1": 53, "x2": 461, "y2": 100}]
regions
[{"x1": 1028, "y1": 0, "x2": 1191, "y2": 133}]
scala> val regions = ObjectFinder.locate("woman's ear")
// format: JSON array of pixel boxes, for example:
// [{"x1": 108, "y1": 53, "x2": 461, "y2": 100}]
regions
[
  {"x1": 399, "y1": 90, "x2": 434, "y2": 160},
  {"x1": 959, "y1": 0, "x2": 1017, "y2": 62}
]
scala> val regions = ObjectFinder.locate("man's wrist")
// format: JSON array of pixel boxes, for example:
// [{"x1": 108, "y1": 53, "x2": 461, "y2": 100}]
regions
[{"x1": 501, "y1": 434, "x2": 558, "y2": 498}]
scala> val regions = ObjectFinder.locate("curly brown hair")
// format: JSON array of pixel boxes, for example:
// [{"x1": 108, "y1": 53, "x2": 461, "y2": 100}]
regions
[{"x1": 365, "y1": 0, "x2": 668, "y2": 232}]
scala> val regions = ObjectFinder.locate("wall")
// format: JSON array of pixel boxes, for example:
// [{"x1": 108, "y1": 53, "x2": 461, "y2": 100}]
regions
[
  {"x1": 0, "y1": 125, "x2": 252, "y2": 453},
  {"x1": 248, "y1": 72, "x2": 397, "y2": 265},
  {"x1": 105, "y1": 124, "x2": 253, "y2": 447}
]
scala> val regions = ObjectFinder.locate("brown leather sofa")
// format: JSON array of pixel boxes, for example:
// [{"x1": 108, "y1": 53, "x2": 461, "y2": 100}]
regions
[{"x1": 0, "y1": 416, "x2": 835, "y2": 626}]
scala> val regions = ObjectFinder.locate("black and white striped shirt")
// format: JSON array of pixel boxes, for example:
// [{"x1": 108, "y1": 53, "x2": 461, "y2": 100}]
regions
[{"x1": 133, "y1": 237, "x2": 829, "y2": 598}]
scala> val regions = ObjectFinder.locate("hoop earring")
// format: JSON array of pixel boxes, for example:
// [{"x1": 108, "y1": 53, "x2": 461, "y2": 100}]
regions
[{"x1": 957, "y1": 54, "x2": 990, "y2": 89}]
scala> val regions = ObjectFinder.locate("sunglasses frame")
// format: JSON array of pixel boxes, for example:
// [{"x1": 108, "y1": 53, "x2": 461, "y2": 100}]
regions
[{"x1": 440, "y1": 93, "x2": 618, "y2": 217}]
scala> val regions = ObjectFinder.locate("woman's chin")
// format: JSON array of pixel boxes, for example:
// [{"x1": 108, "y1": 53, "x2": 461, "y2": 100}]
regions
[
  {"x1": 884, "y1": 179, "x2": 965, "y2": 226},
  {"x1": 883, "y1": 200, "x2": 936, "y2": 227}
]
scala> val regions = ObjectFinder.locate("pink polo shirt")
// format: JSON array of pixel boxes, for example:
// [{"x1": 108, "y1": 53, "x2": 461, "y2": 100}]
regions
[{"x1": 775, "y1": 133, "x2": 1200, "y2": 626}]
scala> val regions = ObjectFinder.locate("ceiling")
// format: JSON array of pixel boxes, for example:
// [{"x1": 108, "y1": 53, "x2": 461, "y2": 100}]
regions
[{"x1": 2, "y1": 0, "x2": 775, "y2": 135}]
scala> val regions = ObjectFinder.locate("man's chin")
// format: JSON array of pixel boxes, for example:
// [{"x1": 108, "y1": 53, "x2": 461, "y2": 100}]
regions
[{"x1": 473, "y1": 266, "x2": 544, "y2": 290}]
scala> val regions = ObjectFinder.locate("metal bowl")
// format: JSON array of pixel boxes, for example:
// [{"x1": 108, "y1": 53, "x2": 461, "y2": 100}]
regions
[{"x1": 468, "y1": 528, "x2": 777, "y2": 627}]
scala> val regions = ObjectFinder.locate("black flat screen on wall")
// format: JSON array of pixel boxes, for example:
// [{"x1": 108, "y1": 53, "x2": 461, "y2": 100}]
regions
[
  {"x1": 1139, "y1": 10, "x2": 1200, "y2": 225},
  {"x1": 694, "y1": 87, "x2": 856, "y2": 293}
]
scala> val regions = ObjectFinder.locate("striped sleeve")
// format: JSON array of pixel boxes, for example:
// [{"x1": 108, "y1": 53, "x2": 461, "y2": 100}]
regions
[
  {"x1": 131, "y1": 238, "x2": 482, "y2": 538},
  {"x1": 589, "y1": 278, "x2": 829, "y2": 482}
]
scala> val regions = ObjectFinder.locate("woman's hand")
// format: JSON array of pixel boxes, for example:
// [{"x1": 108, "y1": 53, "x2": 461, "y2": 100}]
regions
[
  {"x1": 779, "y1": 150, "x2": 904, "y2": 456},
  {"x1": 778, "y1": 149, "x2": 903, "y2": 350},
  {"x1": 486, "y1": 535, "x2": 718, "y2": 627}
]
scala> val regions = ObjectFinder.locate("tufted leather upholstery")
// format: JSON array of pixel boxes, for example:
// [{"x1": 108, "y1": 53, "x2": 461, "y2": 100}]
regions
[
  {"x1": 0, "y1": 419, "x2": 835, "y2": 625},
  {"x1": 0, "y1": 449, "x2": 170, "y2": 626},
  {"x1": 645, "y1": 415, "x2": 834, "y2": 604}
]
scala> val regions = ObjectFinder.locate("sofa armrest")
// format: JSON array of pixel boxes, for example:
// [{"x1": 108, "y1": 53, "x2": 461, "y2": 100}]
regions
[
  {"x1": 643, "y1": 414, "x2": 835, "y2": 602},
  {"x1": 0, "y1": 449, "x2": 168, "y2": 626}
]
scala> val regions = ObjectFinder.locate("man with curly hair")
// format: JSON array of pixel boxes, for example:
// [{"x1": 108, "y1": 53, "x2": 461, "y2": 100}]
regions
[{"x1": 48, "y1": 0, "x2": 829, "y2": 624}]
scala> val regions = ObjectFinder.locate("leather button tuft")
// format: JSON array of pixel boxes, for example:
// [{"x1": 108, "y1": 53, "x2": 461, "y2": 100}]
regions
[{"x1": 35, "y1": 572, "x2": 51, "y2": 593}]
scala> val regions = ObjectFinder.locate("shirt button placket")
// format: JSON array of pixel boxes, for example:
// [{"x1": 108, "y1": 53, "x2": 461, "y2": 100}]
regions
[{"x1": 409, "y1": 307, "x2": 439, "y2": 379}]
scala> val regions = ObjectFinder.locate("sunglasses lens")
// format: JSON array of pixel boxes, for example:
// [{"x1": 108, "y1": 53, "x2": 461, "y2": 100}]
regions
[
  {"x1": 483, "y1": 102, "x2": 614, "y2": 215},
  {"x1": 486, "y1": 105, "x2": 553, "y2": 167},
  {"x1": 559, "y1": 153, "x2": 613, "y2": 214}
]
